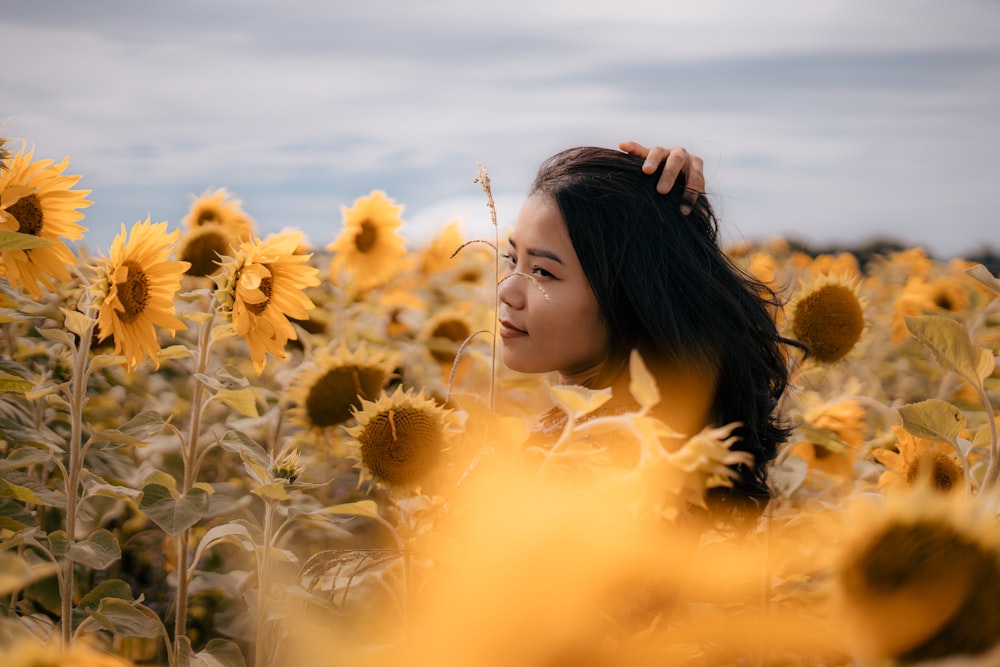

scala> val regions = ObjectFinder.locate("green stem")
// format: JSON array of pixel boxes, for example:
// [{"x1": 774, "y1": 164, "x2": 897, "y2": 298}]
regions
[
  {"x1": 255, "y1": 500, "x2": 276, "y2": 667},
  {"x1": 175, "y1": 307, "x2": 215, "y2": 655},
  {"x1": 61, "y1": 315, "x2": 97, "y2": 649}
]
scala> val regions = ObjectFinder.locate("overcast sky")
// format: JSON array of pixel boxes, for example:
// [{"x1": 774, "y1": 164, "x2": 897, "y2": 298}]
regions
[{"x1": 5, "y1": 0, "x2": 999, "y2": 258}]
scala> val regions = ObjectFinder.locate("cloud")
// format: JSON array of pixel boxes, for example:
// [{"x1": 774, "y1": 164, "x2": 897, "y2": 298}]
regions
[{"x1": 5, "y1": 0, "x2": 999, "y2": 257}]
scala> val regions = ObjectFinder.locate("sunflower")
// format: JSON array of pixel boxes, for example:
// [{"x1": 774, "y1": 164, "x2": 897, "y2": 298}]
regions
[
  {"x1": 788, "y1": 393, "x2": 867, "y2": 480},
  {"x1": 834, "y1": 489, "x2": 1000, "y2": 663},
  {"x1": 214, "y1": 231, "x2": 320, "y2": 374},
  {"x1": 0, "y1": 147, "x2": 91, "y2": 298},
  {"x1": 327, "y1": 190, "x2": 407, "y2": 292},
  {"x1": 182, "y1": 187, "x2": 254, "y2": 241},
  {"x1": 788, "y1": 274, "x2": 866, "y2": 363},
  {"x1": 176, "y1": 223, "x2": 237, "y2": 277},
  {"x1": 891, "y1": 275, "x2": 973, "y2": 343},
  {"x1": 285, "y1": 343, "x2": 397, "y2": 431},
  {"x1": 346, "y1": 387, "x2": 455, "y2": 489},
  {"x1": 419, "y1": 219, "x2": 463, "y2": 275},
  {"x1": 872, "y1": 424, "x2": 963, "y2": 495},
  {"x1": 419, "y1": 307, "x2": 478, "y2": 364},
  {"x1": 94, "y1": 218, "x2": 190, "y2": 370}
]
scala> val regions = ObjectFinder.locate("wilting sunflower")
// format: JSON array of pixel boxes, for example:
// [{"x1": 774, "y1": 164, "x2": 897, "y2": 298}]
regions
[
  {"x1": 789, "y1": 274, "x2": 866, "y2": 363},
  {"x1": 286, "y1": 343, "x2": 397, "y2": 431},
  {"x1": 94, "y1": 218, "x2": 190, "y2": 370},
  {"x1": 0, "y1": 147, "x2": 91, "y2": 298},
  {"x1": 834, "y1": 489, "x2": 1000, "y2": 663},
  {"x1": 346, "y1": 387, "x2": 454, "y2": 488},
  {"x1": 327, "y1": 190, "x2": 407, "y2": 292},
  {"x1": 872, "y1": 424, "x2": 963, "y2": 495},
  {"x1": 176, "y1": 223, "x2": 237, "y2": 277},
  {"x1": 214, "y1": 231, "x2": 320, "y2": 374},
  {"x1": 182, "y1": 187, "x2": 254, "y2": 241}
]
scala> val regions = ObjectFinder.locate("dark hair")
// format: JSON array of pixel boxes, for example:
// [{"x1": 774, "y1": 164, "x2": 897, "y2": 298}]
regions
[{"x1": 531, "y1": 146, "x2": 793, "y2": 526}]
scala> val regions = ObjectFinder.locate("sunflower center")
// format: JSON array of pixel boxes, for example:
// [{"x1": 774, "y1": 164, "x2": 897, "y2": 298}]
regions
[
  {"x1": 792, "y1": 284, "x2": 865, "y2": 363},
  {"x1": 116, "y1": 260, "x2": 150, "y2": 323},
  {"x1": 355, "y1": 221, "x2": 378, "y2": 253},
  {"x1": 905, "y1": 450, "x2": 963, "y2": 492},
  {"x1": 181, "y1": 229, "x2": 231, "y2": 277},
  {"x1": 306, "y1": 365, "x2": 386, "y2": 427},
  {"x1": 246, "y1": 276, "x2": 273, "y2": 315},
  {"x1": 195, "y1": 209, "x2": 220, "y2": 226},
  {"x1": 359, "y1": 407, "x2": 442, "y2": 486},
  {"x1": 7, "y1": 193, "x2": 43, "y2": 236}
]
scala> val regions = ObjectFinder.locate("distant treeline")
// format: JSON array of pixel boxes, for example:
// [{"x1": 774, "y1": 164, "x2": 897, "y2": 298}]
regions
[{"x1": 785, "y1": 237, "x2": 1000, "y2": 276}]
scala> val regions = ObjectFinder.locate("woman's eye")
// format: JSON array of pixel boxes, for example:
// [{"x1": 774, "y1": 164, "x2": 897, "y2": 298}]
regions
[
  {"x1": 532, "y1": 266, "x2": 554, "y2": 279},
  {"x1": 501, "y1": 252, "x2": 515, "y2": 266}
]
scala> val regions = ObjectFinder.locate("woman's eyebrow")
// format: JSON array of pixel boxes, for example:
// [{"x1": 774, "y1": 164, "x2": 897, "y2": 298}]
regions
[{"x1": 508, "y1": 237, "x2": 564, "y2": 265}]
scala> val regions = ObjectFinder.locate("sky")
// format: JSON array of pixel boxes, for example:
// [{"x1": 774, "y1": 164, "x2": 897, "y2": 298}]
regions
[{"x1": 5, "y1": 0, "x2": 999, "y2": 259}]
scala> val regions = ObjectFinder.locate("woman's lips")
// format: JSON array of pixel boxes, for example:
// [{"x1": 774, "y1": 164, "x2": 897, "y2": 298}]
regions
[{"x1": 499, "y1": 319, "x2": 528, "y2": 338}]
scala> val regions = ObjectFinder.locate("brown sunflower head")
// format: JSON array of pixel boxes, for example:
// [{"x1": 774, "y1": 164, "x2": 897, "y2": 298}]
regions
[
  {"x1": 791, "y1": 279, "x2": 865, "y2": 363},
  {"x1": 905, "y1": 449, "x2": 963, "y2": 493},
  {"x1": 179, "y1": 224, "x2": 235, "y2": 277},
  {"x1": 347, "y1": 388, "x2": 453, "y2": 488}
]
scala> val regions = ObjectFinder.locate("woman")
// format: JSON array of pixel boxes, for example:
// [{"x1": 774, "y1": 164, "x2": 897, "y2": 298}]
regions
[{"x1": 498, "y1": 142, "x2": 792, "y2": 527}]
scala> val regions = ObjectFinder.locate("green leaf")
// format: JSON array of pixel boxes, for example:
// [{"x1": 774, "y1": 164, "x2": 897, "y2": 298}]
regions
[
  {"x1": 78, "y1": 579, "x2": 135, "y2": 611},
  {"x1": 218, "y1": 431, "x2": 269, "y2": 485},
  {"x1": 0, "y1": 229, "x2": 56, "y2": 252},
  {"x1": 36, "y1": 327, "x2": 76, "y2": 346},
  {"x1": 0, "y1": 470, "x2": 65, "y2": 507},
  {"x1": 91, "y1": 598, "x2": 165, "y2": 638},
  {"x1": 898, "y1": 399, "x2": 967, "y2": 447},
  {"x1": 191, "y1": 523, "x2": 255, "y2": 573},
  {"x1": 628, "y1": 348, "x2": 660, "y2": 411},
  {"x1": 0, "y1": 446, "x2": 53, "y2": 469},
  {"x1": 66, "y1": 528, "x2": 121, "y2": 569},
  {"x1": 0, "y1": 372, "x2": 32, "y2": 394},
  {"x1": 905, "y1": 315, "x2": 995, "y2": 389},
  {"x1": 318, "y1": 499, "x2": 381, "y2": 520},
  {"x1": 139, "y1": 484, "x2": 210, "y2": 536},
  {"x1": 179, "y1": 637, "x2": 248, "y2": 667},
  {"x1": 60, "y1": 308, "x2": 94, "y2": 338},
  {"x1": 157, "y1": 344, "x2": 191, "y2": 362},
  {"x1": 0, "y1": 551, "x2": 59, "y2": 596},
  {"x1": 89, "y1": 353, "x2": 127, "y2": 371},
  {"x1": 0, "y1": 498, "x2": 38, "y2": 530},
  {"x1": 120, "y1": 410, "x2": 170, "y2": 440},
  {"x1": 82, "y1": 474, "x2": 140, "y2": 503},
  {"x1": 251, "y1": 480, "x2": 291, "y2": 502},
  {"x1": 212, "y1": 388, "x2": 259, "y2": 417},
  {"x1": 966, "y1": 263, "x2": 1000, "y2": 295}
]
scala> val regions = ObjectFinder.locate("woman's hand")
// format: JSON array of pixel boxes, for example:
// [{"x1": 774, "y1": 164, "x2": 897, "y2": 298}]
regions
[{"x1": 618, "y1": 141, "x2": 705, "y2": 215}]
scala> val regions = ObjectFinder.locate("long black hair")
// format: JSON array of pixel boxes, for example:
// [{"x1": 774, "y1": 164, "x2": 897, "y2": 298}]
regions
[{"x1": 531, "y1": 146, "x2": 793, "y2": 526}]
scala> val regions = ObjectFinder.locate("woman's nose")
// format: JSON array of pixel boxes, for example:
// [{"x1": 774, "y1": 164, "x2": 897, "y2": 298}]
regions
[{"x1": 498, "y1": 271, "x2": 524, "y2": 310}]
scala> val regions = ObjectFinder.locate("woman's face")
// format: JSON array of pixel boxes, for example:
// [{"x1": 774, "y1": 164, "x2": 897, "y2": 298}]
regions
[{"x1": 498, "y1": 194, "x2": 609, "y2": 384}]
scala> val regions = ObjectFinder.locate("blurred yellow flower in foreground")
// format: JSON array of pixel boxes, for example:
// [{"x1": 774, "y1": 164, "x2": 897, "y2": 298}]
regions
[
  {"x1": 0, "y1": 638, "x2": 135, "y2": 667},
  {"x1": 95, "y1": 218, "x2": 190, "y2": 369},
  {"x1": 327, "y1": 190, "x2": 407, "y2": 291},
  {"x1": 0, "y1": 146, "x2": 91, "y2": 298},
  {"x1": 835, "y1": 489, "x2": 1000, "y2": 664},
  {"x1": 215, "y1": 231, "x2": 320, "y2": 374},
  {"x1": 183, "y1": 187, "x2": 254, "y2": 241}
]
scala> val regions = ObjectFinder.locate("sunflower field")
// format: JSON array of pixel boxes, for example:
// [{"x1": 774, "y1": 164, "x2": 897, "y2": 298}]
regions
[{"x1": 2, "y1": 133, "x2": 1000, "y2": 667}]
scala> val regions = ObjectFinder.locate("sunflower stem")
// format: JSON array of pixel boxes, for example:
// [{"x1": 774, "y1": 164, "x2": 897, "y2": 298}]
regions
[
  {"x1": 255, "y1": 499, "x2": 276, "y2": 667},
  {"x1": 61, "y1": 308, "x2": 97, "y2": 649},
  {"x1": 175, "y1": 304, "x2": 216, "y2": 655}
]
